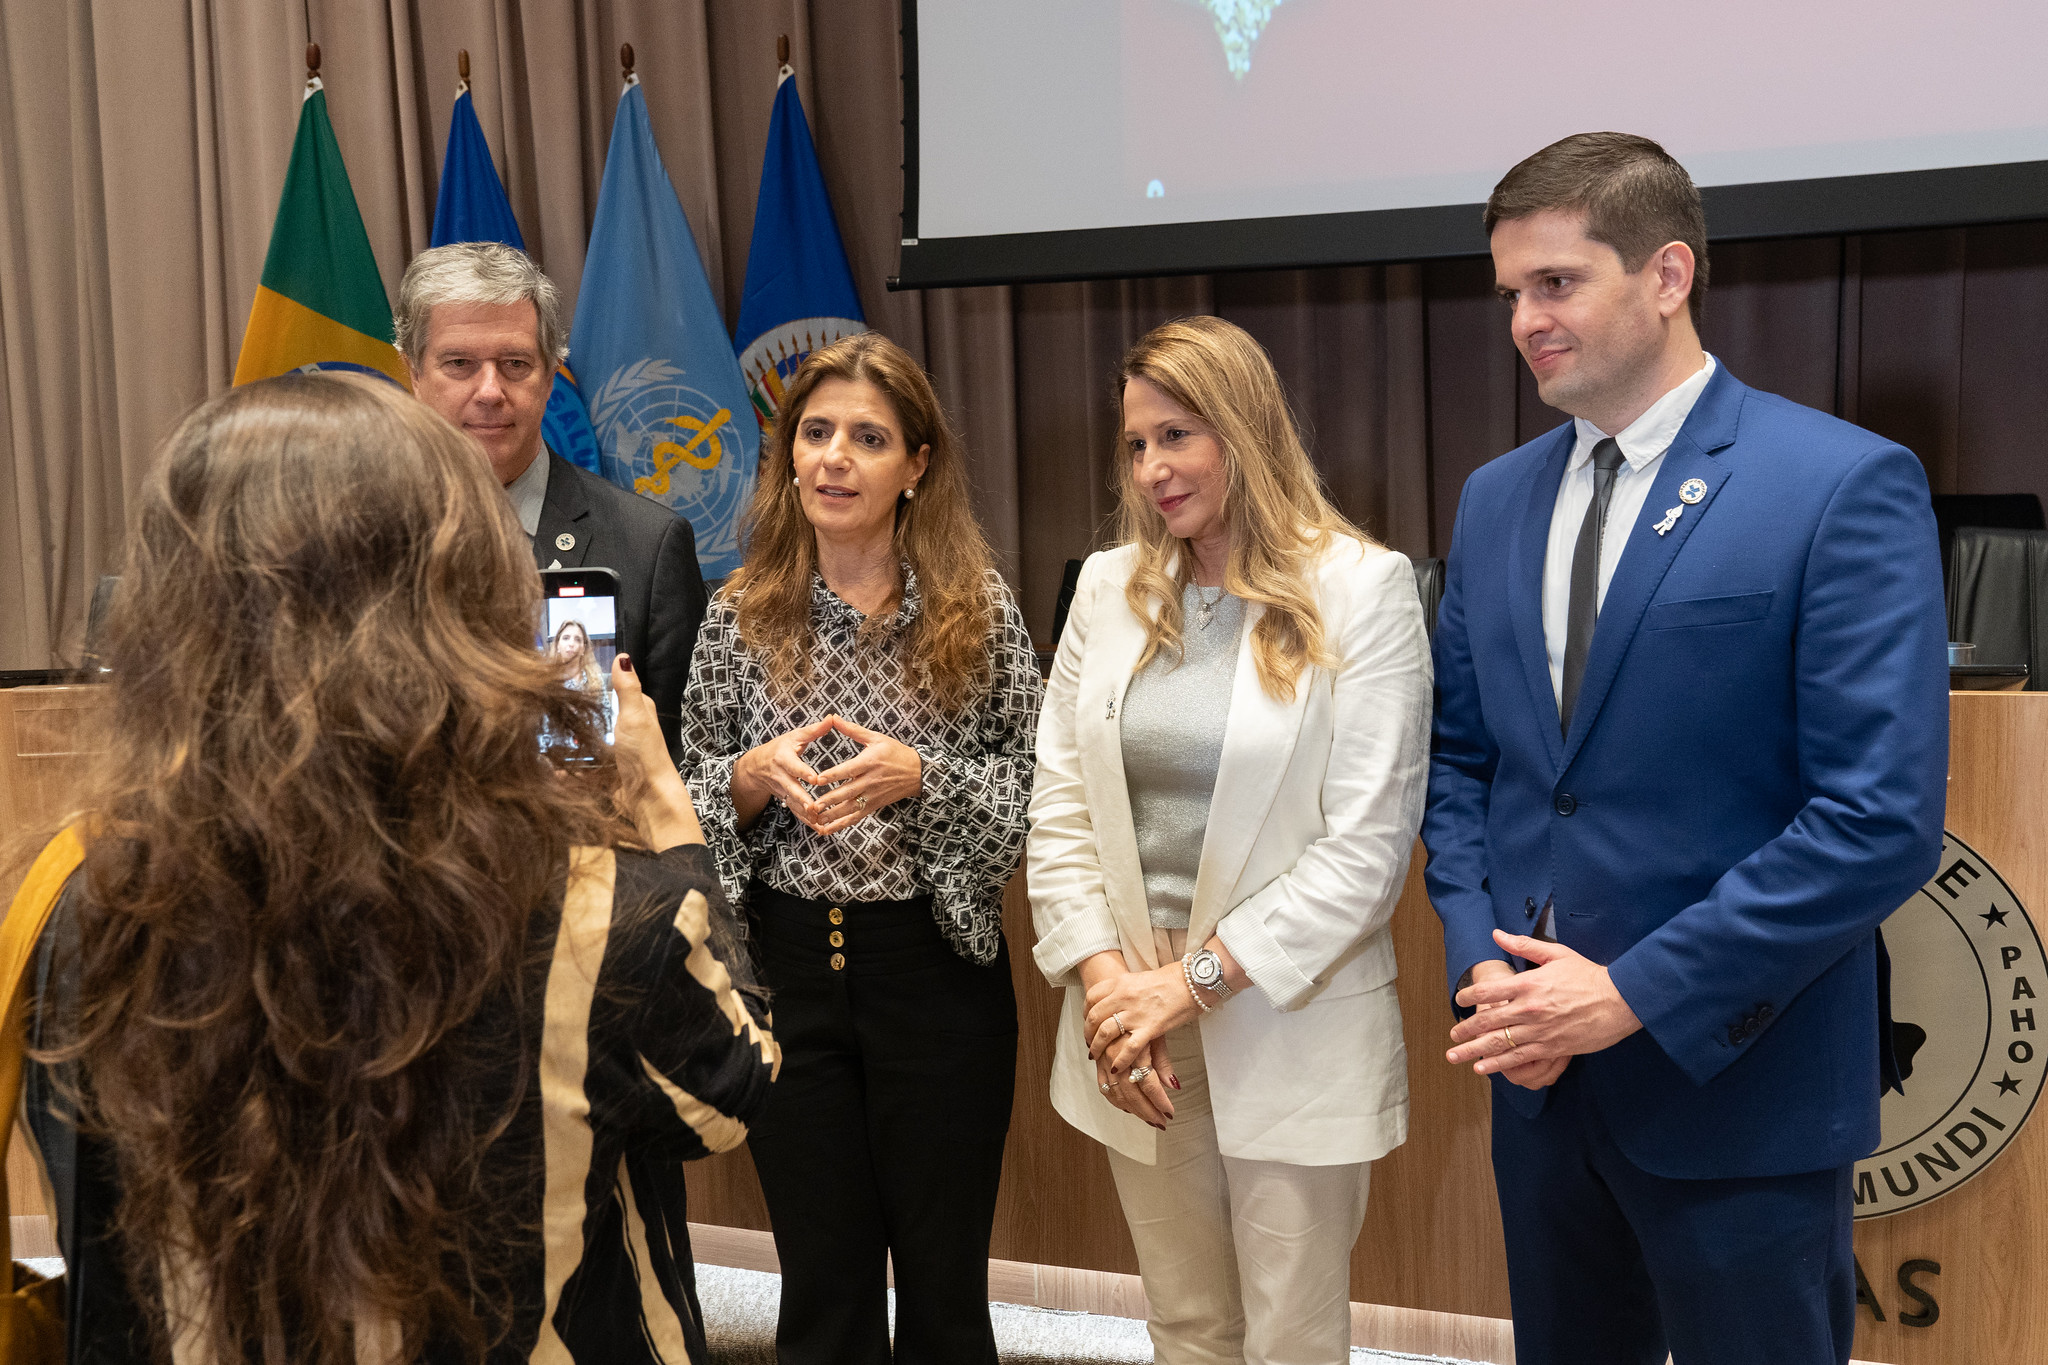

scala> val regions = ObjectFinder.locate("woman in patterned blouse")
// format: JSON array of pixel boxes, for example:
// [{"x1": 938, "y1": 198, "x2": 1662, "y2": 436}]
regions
[{"x1": 678, "y1": 332, "x2": 1041, "y2": 1365}]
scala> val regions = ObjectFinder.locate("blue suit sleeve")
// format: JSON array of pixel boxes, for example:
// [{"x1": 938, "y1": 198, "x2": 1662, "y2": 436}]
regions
[
  {"x1": 1606, "y1": 444, "x2": 1949, "y2": 1086},
  {"x1": 1423, "y1": 486, "x2": 1511, "y2": 1002}
]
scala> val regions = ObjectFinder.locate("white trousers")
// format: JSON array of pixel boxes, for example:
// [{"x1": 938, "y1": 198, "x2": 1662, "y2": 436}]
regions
[{"x1": 1105, "y1": 1021, "x2": 1370, "y2": 1365}]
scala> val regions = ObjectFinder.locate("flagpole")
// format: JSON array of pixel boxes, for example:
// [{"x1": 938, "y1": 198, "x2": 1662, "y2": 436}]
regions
[
  {"x1": 621, "y1": 43, "x2": 635, "y2": 87},
  {"x1": 457, "y1": 48, "x2": 470, "y2": 95},
  {"x1": 305, "y1": 42, "x2": 321, "y2": 97}
]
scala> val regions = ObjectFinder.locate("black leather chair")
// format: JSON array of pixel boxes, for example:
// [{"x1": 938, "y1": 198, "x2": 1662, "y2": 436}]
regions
[
  {"x1": 1932, "y1": 493, "x2": 2044, "y2": 589},
  {"x1": 1413, "y1": 558, "x2": 1445, "y2": 643},
  {"x1": 1948, "y1": 527, "x2": 2048, "y2": 690}
]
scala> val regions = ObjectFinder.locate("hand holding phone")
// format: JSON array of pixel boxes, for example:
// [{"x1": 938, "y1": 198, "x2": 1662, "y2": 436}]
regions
[{"x1": 611, "y1": 654, "x2": 703, "y2": 850}]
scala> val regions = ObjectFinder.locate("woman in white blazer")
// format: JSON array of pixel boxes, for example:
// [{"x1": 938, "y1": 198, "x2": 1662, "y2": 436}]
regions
[{"x1": 1028, "y1": 317, "x2": 1432, "y2": 1365}]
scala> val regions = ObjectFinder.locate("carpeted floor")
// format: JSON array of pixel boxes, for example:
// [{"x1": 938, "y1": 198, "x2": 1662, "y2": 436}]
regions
[{"x1": 696, "y1": 1263, "x2": 1487, "y2": 1365}]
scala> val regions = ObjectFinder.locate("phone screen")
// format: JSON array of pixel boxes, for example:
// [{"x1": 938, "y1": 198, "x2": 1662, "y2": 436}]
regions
[{"x1": 538, "y1": 567, "x2": 622, "y2": 751}]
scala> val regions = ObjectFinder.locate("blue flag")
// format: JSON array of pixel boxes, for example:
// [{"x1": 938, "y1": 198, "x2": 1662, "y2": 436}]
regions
[
  {"x1": 572, "y1": 78, "x2": 758, "y2": 579},
  {"x1": 734, "y1": 71, "x2": 866, "y2": 438},
  {"x1": 430, "y1": 87, "x2": 603, "y2": 475}
]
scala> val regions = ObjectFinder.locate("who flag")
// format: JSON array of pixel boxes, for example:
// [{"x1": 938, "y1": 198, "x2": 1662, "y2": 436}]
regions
[
  {"x1": 571, "y1": 77, "x2": 758, "y2": 579},
  {"x1": 734, "y1": 70, "x2": 866, "y2": 436},
  {"x1": 233, "y1": 77, "x2": 408, "y2": 387},
  {"x1": 429, "y1": 87, "x2": 602, "y2": 475}
]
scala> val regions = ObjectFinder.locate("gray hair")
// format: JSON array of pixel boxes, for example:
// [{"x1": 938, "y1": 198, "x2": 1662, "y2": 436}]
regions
[{"x1": 394, "y1": 242, "x2": 569, "y2": 367}]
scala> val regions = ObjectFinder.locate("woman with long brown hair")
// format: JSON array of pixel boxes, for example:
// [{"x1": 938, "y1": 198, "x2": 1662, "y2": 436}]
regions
[
  {"x1": 1028, "y1": 316, "x2": 1431, "y2": 1363},
  {"x1": 18, "y1": 374, "x2": 777, "y2": 1365},
  {"x1": 676, "y1": 332, "x2": 1040, "y2": 1365}
]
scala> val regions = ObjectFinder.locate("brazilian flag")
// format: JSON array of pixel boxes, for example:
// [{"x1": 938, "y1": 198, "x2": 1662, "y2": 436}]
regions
[{"x1": 233, "y1": 78, "x2": 408, "y2": 388}]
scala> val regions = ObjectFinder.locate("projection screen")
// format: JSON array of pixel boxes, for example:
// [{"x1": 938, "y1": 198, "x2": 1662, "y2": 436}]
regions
[{"x1": 892, "y1": 0, "x2": 2048, "y2": 289}]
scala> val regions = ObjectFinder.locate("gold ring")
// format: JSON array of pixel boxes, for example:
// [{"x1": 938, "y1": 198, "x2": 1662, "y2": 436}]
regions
[
  {"x1": 1113, "y1": 1012, "x2": 1127, "y2": 1037},
  {"x1": 1501, "y1": 1027, "x2": 1516, "y2": 1052},
  {"x1": 856, "y1": 795, "x2": 868, "y2": 810}
]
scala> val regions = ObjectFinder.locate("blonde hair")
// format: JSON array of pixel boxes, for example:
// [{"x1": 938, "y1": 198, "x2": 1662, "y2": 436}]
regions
[
  {"x1": 727, "y1": 332, "x2": 999, "y2": 712},
  {"x1": 1115, "y1": 316, "x2": 1368, "y2": 701}
]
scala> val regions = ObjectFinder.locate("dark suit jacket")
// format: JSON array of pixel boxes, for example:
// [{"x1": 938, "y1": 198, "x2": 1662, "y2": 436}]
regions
[
  {"x1": 1423, "y1": 365, "x2": 1949, "y2": 1180},
  {"x1": 533, "y1": 451, "x2": 708, "y2": 758}
]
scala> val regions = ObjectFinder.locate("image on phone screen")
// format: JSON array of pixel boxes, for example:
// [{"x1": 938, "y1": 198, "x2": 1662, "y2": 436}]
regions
[{"x1": 538, "y1": 568, "x2": 621, "y2": 750}]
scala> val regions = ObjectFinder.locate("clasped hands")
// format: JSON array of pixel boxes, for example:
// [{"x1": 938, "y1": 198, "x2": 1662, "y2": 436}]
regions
[
  {"x1": 1446, "y1": 929, "x2": 1644, "y2": 1090},
  {"x1": 1075, "y1": 954, "x2": 1200, "y2": 1130},
  {"x1": 736, "y1": 714, "x2": 921, "y2": 835}
]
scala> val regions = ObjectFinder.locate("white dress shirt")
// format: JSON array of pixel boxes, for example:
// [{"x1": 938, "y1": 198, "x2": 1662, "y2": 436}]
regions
[
  {"x1": 1542, "y1": 355, "x2": 1717, "y2": 704},
  {"x1": 506, "y1": 445, "x2": 550, "y2": 538}
]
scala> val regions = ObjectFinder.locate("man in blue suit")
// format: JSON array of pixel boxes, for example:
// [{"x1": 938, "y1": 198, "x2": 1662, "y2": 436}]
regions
[{"x1": 1423, "y1": 133, "x2": 1949, "y2": 1364}]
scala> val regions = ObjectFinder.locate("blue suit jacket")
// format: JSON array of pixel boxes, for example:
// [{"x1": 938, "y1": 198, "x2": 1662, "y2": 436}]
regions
[{"x1": 1422, "y1": 365, "x2": 1949, "y2": 1180}]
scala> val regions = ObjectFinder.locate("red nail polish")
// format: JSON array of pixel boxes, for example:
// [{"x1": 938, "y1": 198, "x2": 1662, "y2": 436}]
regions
[
  {"x1": 1168, "y1": 1076, "x2": 1181, "y2": 1090},
  {"x1": 619, "y1": 655, "x2": 634, "y2": 673}
]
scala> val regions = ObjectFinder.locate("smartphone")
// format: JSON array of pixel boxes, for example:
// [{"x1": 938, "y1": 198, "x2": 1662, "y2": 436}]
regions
[{"x1": 538, "y1": 567, "x2": 622, "y2": 753}]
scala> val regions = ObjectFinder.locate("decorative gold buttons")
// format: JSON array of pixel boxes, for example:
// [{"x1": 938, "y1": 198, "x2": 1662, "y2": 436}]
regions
[
  {"x1": 828, "y1": 908, "x2": 844, "y2": 925},
  {"x1": 829, "y1": 930, "x2": 844, "y2": 947},
  {"x1": 830, "y1": 952, "x2": 846, "y2": 971}
]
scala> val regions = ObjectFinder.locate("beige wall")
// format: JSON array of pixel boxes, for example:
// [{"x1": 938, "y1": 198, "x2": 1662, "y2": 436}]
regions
[{"x1": 4, "y1": 1, "x2": 2044, "y2": 669}]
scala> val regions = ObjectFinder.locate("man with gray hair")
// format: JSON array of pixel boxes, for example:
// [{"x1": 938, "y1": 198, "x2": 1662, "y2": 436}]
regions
[{"x1": 398, "y1": 241, "x2": 707, "y2": 757}]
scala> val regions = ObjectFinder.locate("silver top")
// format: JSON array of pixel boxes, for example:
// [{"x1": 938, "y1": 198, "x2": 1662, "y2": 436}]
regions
[{"x1": 1120, "y1": 584, "x2": 1244, "y2": 929}]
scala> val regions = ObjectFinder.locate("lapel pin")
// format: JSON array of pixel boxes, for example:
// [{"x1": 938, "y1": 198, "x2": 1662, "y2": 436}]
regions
[
  {"x1": 1105, "y1": 695, "x2": 1117, "y2": 720},
  {"x1": 1679, "y1": 478, "x2": 1707, "y2": 505},
  {"x1": 555, "y1": 532, "x2": 576, "y2": 552},
  {"x1": 1654, "y1": 505, "x2": 1683, "y2": 536}
]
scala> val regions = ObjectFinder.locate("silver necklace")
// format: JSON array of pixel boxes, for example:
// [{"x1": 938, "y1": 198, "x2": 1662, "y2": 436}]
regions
[{"x1": 1194, "y1": 585, "x2": 1225, "y2": 630}]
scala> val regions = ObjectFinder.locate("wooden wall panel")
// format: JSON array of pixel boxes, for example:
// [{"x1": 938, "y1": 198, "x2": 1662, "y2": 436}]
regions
[
  {"x1": 685, "y1": 850, "x2": 1515, "y2": 1319},
  {"x1": 1850, "y1": 693, "x2": 2048, "y2": 1364},
  {"x1": 0, "y1": 684, "x2": 110, "y2": 1224}
]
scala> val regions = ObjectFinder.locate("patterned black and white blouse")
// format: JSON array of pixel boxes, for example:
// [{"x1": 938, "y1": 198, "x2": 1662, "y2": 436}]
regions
[{"x1": 677, "y1": 567, "x2": 1041, "y2": 965}]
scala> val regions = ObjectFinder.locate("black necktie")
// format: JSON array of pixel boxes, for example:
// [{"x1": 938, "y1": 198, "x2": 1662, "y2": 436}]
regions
[{"x1": 1560, "y1": 438, "x2": 1626, "y2": 735}]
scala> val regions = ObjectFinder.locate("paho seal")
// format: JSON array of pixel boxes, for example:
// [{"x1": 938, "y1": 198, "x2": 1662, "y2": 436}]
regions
[{"x1": 1854, "y1": 831, "x2": 2046, "y2": 1218}]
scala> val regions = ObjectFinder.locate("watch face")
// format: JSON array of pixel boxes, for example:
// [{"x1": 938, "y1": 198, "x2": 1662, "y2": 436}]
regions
[{"x1": 1191, "y1": 951, "x2": 1223, "y2": 987}]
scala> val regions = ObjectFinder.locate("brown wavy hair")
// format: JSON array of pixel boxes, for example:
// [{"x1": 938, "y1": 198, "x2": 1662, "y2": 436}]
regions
[
  {"x1": 49, "y1": 374, "x2": 629, "y2": 1364},
  {"x1": 1116, "y1": 316, "x2": 1369, "y2": 701},
  {"x1": 728, "y1": 332, "x2": 998, "y2": 710}
]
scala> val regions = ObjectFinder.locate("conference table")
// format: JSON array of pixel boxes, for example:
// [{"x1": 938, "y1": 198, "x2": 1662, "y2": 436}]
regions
[{"x1": 3, "y1": 684, "x2": 2041, "y2": 1363}]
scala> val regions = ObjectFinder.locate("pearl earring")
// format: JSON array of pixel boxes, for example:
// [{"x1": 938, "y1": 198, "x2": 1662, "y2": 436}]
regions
[
  {"x1": 903, "y1": 486, "x2": 916, "y2": 500},
  {"x1": 792, "y1": 476, "x2": 799, "y2": 486}
]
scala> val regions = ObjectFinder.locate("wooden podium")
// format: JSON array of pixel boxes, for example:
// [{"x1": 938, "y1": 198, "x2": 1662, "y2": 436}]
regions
[{"x1": 6, "y1": 684, "x2": 2043, "y2": 1360}]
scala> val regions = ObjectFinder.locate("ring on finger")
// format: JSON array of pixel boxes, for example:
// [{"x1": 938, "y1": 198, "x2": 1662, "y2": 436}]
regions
[
  {"x1": 856, "y1": 794, "x2": 868, "y2": 810},
  {"x1": 1501, "y1": 1026, "x2": 1516, "y2": 1052},
  {"x1": 1112, "y1": 1012, "x2": 1127, "y2": 1037},
  {"x1": 1099, "y1": 1081, "x2": 1113, "y2": 1093},
  {"x1": 1128, "y1": 1066, "x2": 1153, "y2": 1083}
]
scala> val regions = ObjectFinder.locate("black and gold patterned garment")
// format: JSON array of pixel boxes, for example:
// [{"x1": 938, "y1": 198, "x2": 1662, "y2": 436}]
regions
[
  {"x1": 24, "y1": 843, "x2": 777, "y2": 1365},
  {"x1": 677, "y1": 568, "x2": 1041, "y2": 965}
]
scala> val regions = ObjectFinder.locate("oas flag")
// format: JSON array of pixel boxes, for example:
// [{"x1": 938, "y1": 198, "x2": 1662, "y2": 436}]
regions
[
  {"x1": 429, "y1": 83, "x2": 603, "y2": 475},
  {"x1": 571, "y1": 76, "x2": 757, "y2": 580},
  {"x1": 734, "y1": 68, "x2": 865, "y2": 436},
  {"x1": 233, "y1": 77, "x2": 407, "y2": 387}
]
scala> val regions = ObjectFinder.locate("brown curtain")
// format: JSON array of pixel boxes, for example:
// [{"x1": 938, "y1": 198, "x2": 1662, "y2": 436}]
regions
[{"x1": 4, "y1": 0, "x2": 2045, "y2": 670}]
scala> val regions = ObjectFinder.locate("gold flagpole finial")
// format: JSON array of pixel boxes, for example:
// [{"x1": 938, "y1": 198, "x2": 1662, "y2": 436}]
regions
[
  {"x1": 620, "y1": 43, "x2": 635, "y2": 81},
  {"x1": 306, "y1": 43, "x2": 321, "y2": 79}
]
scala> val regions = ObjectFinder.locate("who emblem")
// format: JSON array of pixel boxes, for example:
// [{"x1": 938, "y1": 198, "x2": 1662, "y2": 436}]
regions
[
  {"x1": 1855, "y1": 831, "x2": 2046, "y2": 1218},
  {"x1": 587, "y1": 359, "x2": 754, "y2": 576}
]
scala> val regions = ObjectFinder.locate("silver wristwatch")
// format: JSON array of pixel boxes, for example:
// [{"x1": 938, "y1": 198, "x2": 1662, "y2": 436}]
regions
[{"x1": 1187, "y1": 947, "x2": 1231, "y2": 1001}]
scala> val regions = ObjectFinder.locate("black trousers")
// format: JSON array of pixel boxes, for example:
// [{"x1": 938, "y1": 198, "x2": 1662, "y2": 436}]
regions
[{"x1": 746, "y1": 884, "x2": 1018, "y2": 1365}]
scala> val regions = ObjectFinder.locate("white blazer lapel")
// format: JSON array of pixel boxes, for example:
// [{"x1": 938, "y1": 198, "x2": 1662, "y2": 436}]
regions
[
  {"x1": 1186, "y1": 600, "x2": 1311, "y2": 947},
  {"x1": 1075, "y1": 582, "x2": 1163, "y2": 971}
]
